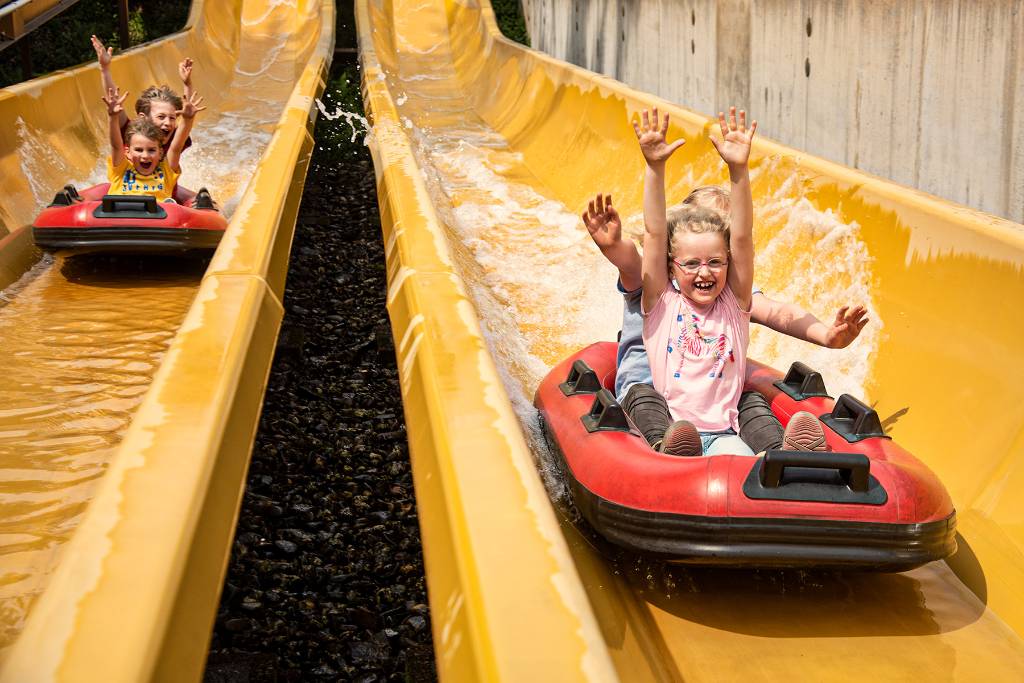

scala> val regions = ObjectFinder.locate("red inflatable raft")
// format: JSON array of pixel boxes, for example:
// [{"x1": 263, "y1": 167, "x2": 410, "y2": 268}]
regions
[
  {"x1": 535, "y1": 342, "x2": 957, "y2": 571},
  {"x1": 32, "y1": 183, "x2": 226, "y2": 253}
]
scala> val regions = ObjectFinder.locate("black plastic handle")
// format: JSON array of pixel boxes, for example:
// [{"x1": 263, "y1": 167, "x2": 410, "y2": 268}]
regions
[
  {"x1": 94, "y1": 194, "x2": 167, "y2": 219},
  {"x1": 773, "y1": 361, "x2": 830, "y2": 401},
  {"x1": 580, "y1": 389, "x2": 630, "y2": 433},
  {"x1": 821, "y1": 393, "x2": 889, "y2": 442},
  {"x1": 559, "y1": 359, "x2": 602, "y2": 396},
  {"x1": 761, "y1": 450, "x2": 870, "y2": 492},
  {"x1": 48, "y1": 186, "x2": 80, "y2": 207}
]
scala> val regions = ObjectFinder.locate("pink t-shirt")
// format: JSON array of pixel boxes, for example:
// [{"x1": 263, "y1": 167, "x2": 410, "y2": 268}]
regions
[{"x1": 642, "y1": 285, "x2": 751, "y2": 431}]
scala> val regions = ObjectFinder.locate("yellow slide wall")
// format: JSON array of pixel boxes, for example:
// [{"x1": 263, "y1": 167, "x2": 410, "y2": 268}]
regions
[
  {"x1": 358, "y1": 0, "x2": 1024, "y2": 679},
  {"x1": 0, "y1": 1, "x2": 333, "y2": 680}
]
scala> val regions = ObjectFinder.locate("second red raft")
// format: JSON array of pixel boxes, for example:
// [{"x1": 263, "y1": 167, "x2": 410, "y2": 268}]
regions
[{"x1": 32, "y1": 183, "x2": 226, "y2": 253}]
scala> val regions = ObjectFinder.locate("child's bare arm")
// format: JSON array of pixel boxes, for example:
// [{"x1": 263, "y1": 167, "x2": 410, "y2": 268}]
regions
[
  {"x1": 582, "y1": 193, "x2": 642, "y2": 291},
  {"x1": 103, "y1": 87, "x2": 128, "y2": 166},
  {"x1": 92, "y1": 35, "x2": 129, "y2": 129},
  {"x1": 751, "y1": 295, "x2": 869, "y2": 348},
  {"x1": 709, "y1": 107, "x2": 757, "y2": 312},
  {"x1": 179, "y1": 58, "x2": 194, "y2": 100},
  {"x1": 633, "y1": 108, "x2": 685, "y2": 313},
  {"x1": 167, "y1": 92, "x2": 205, "y2": 172}
]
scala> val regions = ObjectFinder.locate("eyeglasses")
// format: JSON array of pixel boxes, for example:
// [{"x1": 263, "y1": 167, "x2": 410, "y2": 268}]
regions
[{"x1": 672, "y1": 257, "x2": 729, "y2": 273}]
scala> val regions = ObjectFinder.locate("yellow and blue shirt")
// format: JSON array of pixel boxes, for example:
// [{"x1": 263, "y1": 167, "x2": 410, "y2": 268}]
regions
[{"x1": 106, "y1": 157, "x2": 179, "y2": 202}]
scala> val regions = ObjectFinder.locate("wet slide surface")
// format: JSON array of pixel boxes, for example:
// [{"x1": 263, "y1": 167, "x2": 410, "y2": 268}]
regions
[
  {"x1": 0, "y1": 256, "x2": 200, "y2": 648},
  {"x1": 359, "y1": 1, "x2": 1024, "y2": 679},
  {"x1": 0, "y1": 0, "x2": 327, "y2": 659}
]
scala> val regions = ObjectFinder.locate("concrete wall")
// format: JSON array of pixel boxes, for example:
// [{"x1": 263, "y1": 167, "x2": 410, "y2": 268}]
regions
[{"x1": 519, "y1": 0, "x2": 1024, "y2": 223}]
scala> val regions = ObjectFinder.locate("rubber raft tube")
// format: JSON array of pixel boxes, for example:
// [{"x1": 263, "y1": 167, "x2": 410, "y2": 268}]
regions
[
  {"x1": 32, "y1": 183, "x2": 226, "y2": 253},
  {"x1": 535, "y1": 342, "x2": 957, "y2": 571}
]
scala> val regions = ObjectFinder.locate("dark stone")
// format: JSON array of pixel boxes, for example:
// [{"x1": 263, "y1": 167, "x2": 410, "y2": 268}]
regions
[
  {"x1": 224, "y1": 618, "x2": 252, "y2": 633},
  {"x1": 348, "y1": 633, "x2": 390, "y2": 665},
  {"x1": 274, "y1": 540, "x2": 298, "y2": 555},
  {"x1": 204, "y1": 21, "x2": 434, "y2": 679}
]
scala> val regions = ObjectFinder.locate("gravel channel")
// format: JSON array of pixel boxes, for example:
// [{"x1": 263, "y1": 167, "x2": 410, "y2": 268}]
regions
[{"x1": 203, "y1": 87, "x2": 436, "y2": 682}]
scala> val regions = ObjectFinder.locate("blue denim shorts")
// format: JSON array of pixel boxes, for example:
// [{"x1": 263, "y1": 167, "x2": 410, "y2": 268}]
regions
[{"x1": 700, "y1": 429, "x2": 755, "y2": 456}]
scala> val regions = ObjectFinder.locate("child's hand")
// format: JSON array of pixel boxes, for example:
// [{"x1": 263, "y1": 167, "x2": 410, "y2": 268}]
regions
[
  {"x1": 179, "y1": 58, "x2": 193, "y2": 85},
  {"x1": 177, "y1": 92, "x2": 207, "y2": 119},
  {"x1": 710, "y1": 106, "x2": 758, "y2": 168},
  {"x1": 91, "y1": 35, "x2": 113, "y2": 68},
  {"x1": 582, "y1": 193, "x2": 622, "y2": 250},
  {"x1": 102, "y1": 87, "x2": 128, "y2": 116},
  {"x1": 823, "y1": 305, "x2": 869, "y2": 348},
  {"x1": 632, "y1": 107, "x2": 685, "y2": 166}
]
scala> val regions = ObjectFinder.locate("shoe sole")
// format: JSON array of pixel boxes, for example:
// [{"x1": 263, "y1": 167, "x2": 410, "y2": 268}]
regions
[
  {"x1": 661, "y1": 421, "x2": 702, "y2": 457},
  {"x1": 782, "y1": 411, "x2": 828, "y2": 451}
]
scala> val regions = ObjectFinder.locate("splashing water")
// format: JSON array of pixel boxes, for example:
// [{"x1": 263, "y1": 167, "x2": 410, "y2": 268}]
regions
[
  {"x1": 314, "y1": 99, "x2": 373, "y2": 145},
  {"x1": 750, "y1": 172, "x2": 881, "y2": 400},
  {"x1": 397, "y1": 108, "x2": 621, "y2": 496},
  {"x1": 15, "y1": 118, "x2": 77, "y2": 213}
]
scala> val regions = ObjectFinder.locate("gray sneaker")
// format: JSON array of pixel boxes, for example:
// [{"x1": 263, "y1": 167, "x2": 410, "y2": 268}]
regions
[
  {"x1": 658, "y1": 420, "x2": 702, "y2": 457},
  {"x1": 782, "y1": 411, "x2": 830, "y2": 451}
]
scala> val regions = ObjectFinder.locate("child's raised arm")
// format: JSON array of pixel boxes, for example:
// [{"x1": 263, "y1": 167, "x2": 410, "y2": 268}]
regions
[
  {"x1": 92, "y1": 36, "x2": 129, "y2": 130},
  {"x1": 582, "y1": 193, "x2": 642, "y2": 291},
  {"x1": 751, "y1": 295, "x2": 869, "y2": 348},
  {"x1": 179, "y1": 58, "x2": 194, "y2": 100},
  {"x1": 167, "y1": 92, "x2": 206, "y2": 172},
  {"x1": 103, "y1": 87, "x2": 129, "y2": 165},
  {"x1": 709, "y1": 106, "x2": 757, "y2": 312},
  {"x1": 632, "y1": 107, "x2": 685, "y2": 314}
]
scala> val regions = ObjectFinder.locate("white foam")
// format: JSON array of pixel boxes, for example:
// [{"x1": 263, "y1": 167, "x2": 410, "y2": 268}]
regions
[
  {"x1": 400, "y1": 116, "x2": 619, "y2": 497},
  {"x1": 751, "y1": 177, "x2": 881, "y2": 400},
  {"x1": 180, "y1": 111, "x2": 274, "y2": 217}
]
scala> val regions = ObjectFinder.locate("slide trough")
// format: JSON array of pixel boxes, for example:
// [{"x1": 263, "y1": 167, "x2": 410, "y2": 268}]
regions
[
  {"x1": 0, "y1": 0, "x2": 333, "y2": 680},
  {"x1": 357, "y1": 0, "x2": 1024, "y2": 680}
]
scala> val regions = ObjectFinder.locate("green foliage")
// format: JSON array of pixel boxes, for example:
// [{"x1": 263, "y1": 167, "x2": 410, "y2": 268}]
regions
[
  {"x1": 128, "y1": 6, "x2": 146, "y2": 45},
  {"x1": 0, "y1": 0, "x2": 190, "y2": 89},
  {"x1": 491, "y1": 0, "x2": 529, "y2": 46}
]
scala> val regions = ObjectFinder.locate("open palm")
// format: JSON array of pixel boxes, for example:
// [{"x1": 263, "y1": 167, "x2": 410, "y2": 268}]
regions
[
  {"x1": 102, "y1": 87, "x2": 128, "y2": 115},
  {"x1": 91, "y1": 35, "x2": 112, "y2": 67},
  {"x1": 710, "y1": 106, "x2": 757, "y2": 166},
  {"x1": 582, "y1": 193, "x2": 621, "y2": 249},
  {"x1": 177, "y1": 92, "x2": 207, "y2": 119},
  {"x1": 632, "y1": 107, "x2": 685, "y2": 165},
  {"x1": 824, "y1": 305, "x2": 869, "y2": 349}
]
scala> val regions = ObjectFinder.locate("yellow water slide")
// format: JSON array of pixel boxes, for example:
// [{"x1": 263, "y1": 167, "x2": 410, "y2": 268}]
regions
[
  {"x1": 0, "y1": 0, "x2": 333, "y2": 680},
  {"x1": 357, "y1": 0, "x2": 1024, "y2": 679}
]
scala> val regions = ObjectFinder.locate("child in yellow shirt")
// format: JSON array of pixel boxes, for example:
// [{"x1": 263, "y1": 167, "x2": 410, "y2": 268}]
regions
[{"x1": 102, "y1": 87, "x2": 205, "y2": 202}]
